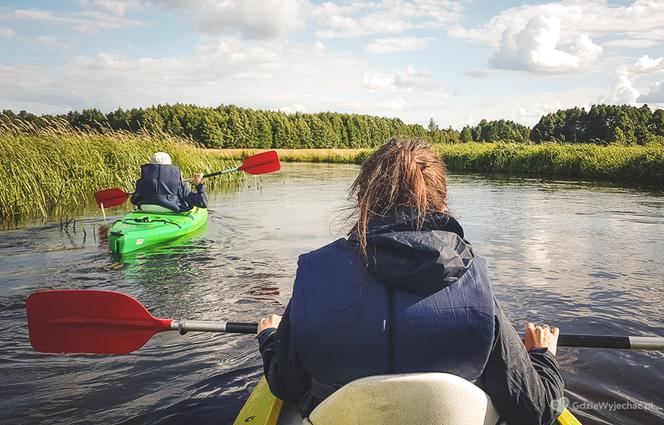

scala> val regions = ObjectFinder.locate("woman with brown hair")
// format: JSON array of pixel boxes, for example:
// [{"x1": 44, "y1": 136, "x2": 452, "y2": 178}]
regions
[{"x1": 256, "y1": 137, "x2": 564, "y2": 425}]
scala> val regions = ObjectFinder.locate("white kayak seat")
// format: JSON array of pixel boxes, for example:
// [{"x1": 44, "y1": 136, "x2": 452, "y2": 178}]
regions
[
  {"x1": 303, "y1": 373, "x2": 502, "y2": 425},
  {"x1": 138, "y1": 204, "x2": 175, "y2": 213}
]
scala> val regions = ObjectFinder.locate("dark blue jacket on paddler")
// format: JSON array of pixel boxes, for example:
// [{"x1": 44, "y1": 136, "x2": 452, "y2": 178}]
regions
[
  {"x1": 258, "y1": 210, "x2": 565, "y2": 425},
  {"x1": 290, "y1": 212, "x2": 494, "y2": 399},
  {"x1": 130, "y1": 163, "x2": 207, "y2": 212}
]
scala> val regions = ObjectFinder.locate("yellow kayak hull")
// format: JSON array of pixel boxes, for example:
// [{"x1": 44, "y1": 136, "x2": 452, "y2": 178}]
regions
[{"x1": 234, "y1": 377, "x2": 582, "y2": 425}]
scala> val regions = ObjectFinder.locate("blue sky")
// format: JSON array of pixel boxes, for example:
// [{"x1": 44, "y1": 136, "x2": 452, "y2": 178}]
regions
[{"x1": 1, "y1": 0, "x2": 663, "y2": 128}]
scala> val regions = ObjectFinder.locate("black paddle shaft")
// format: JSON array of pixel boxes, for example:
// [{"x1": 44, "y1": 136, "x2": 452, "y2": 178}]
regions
[
  {"x1": 203, "y1": 168, "x2": 239, "y2": 179},
  {"x1": 558, "y1": 334, "x2": 630, "y2": 349},
  {"x1": 222, "y1": 326, "x2": 649, "y2": 349},
  {"x1": 181, "y1": 322, "x2": 663, "y2": 350},
  {"x1": 226, "y1": 322, "x2": 259, "y2": 334},
  {"x1": 222, "y1": 323, "x2": 645, "y2": 348},
  {"x1": 222, "y1": 326, "x2": 659, "y2": 349}
]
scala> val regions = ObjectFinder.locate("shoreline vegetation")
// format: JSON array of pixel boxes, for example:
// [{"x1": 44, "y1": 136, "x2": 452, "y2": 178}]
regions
[
  {"x1": 1, "y1": 107, "x2": 663, "y2": 221},
  {"x1": 0, "y1": 126, "x2": 239, "y2": 220},
  {"x1": 217, "y1": 144, "x2": 664, "y2": 187}
]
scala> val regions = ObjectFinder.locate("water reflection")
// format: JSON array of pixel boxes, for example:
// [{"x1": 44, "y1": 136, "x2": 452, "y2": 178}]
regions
[{"x1": 115, "y1": 226, "x2": 210, "y2": 281}]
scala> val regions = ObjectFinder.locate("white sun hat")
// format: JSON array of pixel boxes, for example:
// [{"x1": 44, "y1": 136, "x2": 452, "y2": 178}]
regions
[{"x1": 150, "y1": 152, "x2": 172, "y2": 165}]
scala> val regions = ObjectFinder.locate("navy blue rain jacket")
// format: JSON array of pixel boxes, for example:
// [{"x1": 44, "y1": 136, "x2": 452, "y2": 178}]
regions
[
  {"x1": 258, "y1": 211, "x2": 565, "y2": 425},
  {"x1": 130, "y1": 163, "x2": 207, "y2": 212}
]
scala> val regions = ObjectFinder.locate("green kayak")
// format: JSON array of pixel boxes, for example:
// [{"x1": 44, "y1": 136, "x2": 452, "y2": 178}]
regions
[
  {"x1": 234, "y1": 374, "x2": 582, "y2": 425},
  {"x1": 107, "y1": 207, "x2": 208, "y2": 255}
]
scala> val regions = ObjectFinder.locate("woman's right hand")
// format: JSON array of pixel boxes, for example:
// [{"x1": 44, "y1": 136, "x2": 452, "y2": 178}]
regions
[
  {"x1": 192, "y1": 173, "x2": 204, "y2": 186},
  {"x1": 524, "y1": 323, "x2": 559, "y2": 356},
  {"x1": 258, "y1": 314, "x2": 282, "y2": 333}
]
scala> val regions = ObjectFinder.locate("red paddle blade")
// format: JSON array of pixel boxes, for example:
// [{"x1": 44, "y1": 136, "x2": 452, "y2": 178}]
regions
[
  {"x1": 239, "y1": 150, "x2": 281, "y2": 175},
  {"x1": 94, "y1": 188, "x2": 130, "y2": 208},
  {"x1": 26, "y1": 290, "x2": 172, "y2": 355}
]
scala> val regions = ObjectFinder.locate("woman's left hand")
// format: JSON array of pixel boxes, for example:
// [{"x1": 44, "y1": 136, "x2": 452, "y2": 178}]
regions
[{"x1": 258, "y1": 314, "x2": 282, "y2": 333}]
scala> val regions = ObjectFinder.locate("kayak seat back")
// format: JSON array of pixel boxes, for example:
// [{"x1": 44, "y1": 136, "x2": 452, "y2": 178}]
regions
[
  {"x1": 305, "y1": 373, "x2": 501, "y2": 425},
  {"x1": 139, "y1": 204, "x2": 176, "y2": 213}
]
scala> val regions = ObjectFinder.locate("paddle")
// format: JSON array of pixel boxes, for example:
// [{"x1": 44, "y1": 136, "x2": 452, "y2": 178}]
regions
[
  {"x1": 27, "y1": 290, "x2": 257, "y2": 355},
  {"x1": 27, "y1": 290, "x2": 664, "y2": 355},
  {"x1": 93, "y1": 150, "x2": 281, "y2": 209},
  {"x1": 188, "y1": 150, "x2": 281, "y2": 180},
  {"x1": 94, "y1": 188, "x2": 132, "y2": 209}
]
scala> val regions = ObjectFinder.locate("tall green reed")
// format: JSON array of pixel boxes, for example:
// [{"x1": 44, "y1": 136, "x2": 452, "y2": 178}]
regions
[
  {"x1": 0, "y1": 119, "x2": 239, "y2": 220},
  {"x1": 435, "y1": 142, "x2": 664, "y2": 185}
]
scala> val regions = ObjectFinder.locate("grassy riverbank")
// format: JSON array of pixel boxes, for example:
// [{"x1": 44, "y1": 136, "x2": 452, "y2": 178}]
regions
[
  {"x1": 0, "y1": 130, "x2": 239, "y2": 219},
  {"x1": 437, "y1": 143, "x2": 664, "y2": 184},
  {"x1": 218, "y1": 143, "x2": 664, "y2": 186}
]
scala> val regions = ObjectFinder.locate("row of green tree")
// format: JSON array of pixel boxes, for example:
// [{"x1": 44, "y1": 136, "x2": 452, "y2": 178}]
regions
[
  {"x1": 1, "y1": 105, "x2": 433, "y2": 149},
  {"x1": 2, "y1": 103, "x2": 663, "y2": 148},
  {"x1": 531, "y1": 104, "x2": 664, "y2": 145},
  {"x1": 458, "y1": 119, "x2": 531, "y2": 143}
]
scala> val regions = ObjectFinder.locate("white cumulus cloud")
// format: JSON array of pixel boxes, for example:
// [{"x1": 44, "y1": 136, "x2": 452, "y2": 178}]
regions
[
  {"x1": 605, "y1": 55, "x2": 664, "y2": 105},
  {"x1": 451, "y1": 0, "x2": 664, "y2": 74},
  {"x1": 605, "y1": 75, "x2": 640, "y2": 105},
  {"x1": 633, "y1": 55, "x2": 664, "y2": 73},
  {"x1": 363, "y1": 71, "x2": 397, "y2": 91},
  {"x1": 489, "y1": 16, "x2": 601, "y2": 73},
  {"x1": 638, "y1": 82, "x2": 664, "y2": 104}
]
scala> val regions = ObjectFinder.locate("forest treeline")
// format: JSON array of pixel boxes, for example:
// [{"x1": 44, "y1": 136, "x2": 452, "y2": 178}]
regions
[{"x1": 2, "y1": 103, "x2": 663, "y2": 148}]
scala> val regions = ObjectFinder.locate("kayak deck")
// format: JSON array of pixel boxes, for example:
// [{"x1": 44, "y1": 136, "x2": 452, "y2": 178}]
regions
[
  {"x1": 233, "y1": 377, "x2": 582, "y2": 425},
  {"x1": 234, "y1": 377, "x2": 283, "y2": 425},
  {"x1": 107, "y1": 207, "x2": 208, "y2": 255}
]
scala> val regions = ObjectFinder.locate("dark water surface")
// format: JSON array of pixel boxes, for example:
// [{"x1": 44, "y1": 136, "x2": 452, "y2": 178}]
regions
[{"x1": 1, "y1": 163, "x2": 663, "y2": 425}]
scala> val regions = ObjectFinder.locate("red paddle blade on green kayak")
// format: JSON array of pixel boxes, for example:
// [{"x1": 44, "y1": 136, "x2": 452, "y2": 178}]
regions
[
  {"x1": 26, "y1": 290, "x2": 172, "y2": 355},
  {"x1": 239, "y1": 150, "x2": 281, "y2": 175},
  {"x1": 94, "y1": 188, "x2": 131, "y2": 208}
]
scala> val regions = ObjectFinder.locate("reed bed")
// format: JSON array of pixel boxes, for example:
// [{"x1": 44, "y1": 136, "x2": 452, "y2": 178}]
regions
[
  {"x1": 435, "y1": 143, "x2": 664, "y2": 185},
  {"x1": 216, "y1": 143, "x2": 664, "y2": 186},
  {"x1": 0, "y1": 122, "x2": 239, "y2": 220}
]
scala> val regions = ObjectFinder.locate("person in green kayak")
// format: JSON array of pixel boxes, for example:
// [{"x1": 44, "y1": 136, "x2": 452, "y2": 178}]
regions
[
  {"x1": 130, "y1": 152, "x2": 208, "y2": 212},
  {"x1": 257, "y1": 138, "x2": 565, "y2": 425}
]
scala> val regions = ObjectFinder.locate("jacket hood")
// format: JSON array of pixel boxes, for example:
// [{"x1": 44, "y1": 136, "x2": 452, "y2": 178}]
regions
[{"x1": 350, "y1": 210, "x2": 475, "y2": 295}]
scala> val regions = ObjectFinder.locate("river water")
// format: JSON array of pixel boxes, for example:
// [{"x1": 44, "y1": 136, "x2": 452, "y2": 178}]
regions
[{"x1": 1, "y1": 163, "x2": 663, "y2": 425}]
